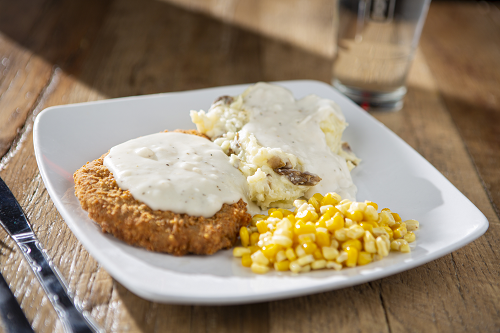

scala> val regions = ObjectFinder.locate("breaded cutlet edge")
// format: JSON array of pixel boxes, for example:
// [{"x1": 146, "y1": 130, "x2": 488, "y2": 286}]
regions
[{"x1": 73, "y1": 129, "x2": 251, "y2": 256}]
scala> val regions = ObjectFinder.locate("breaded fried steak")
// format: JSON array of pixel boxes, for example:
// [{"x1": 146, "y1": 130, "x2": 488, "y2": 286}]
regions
[{"x1": 73, "y1": 130, "x2": 251, "y2": 256}]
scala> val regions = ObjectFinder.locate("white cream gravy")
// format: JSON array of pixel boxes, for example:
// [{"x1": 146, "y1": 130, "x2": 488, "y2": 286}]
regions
[
  {"x1": 103, "y1": 132, "x2": 251, "y2": 217},
  {"x1": 241, "y1": 83, "x2": 357, "y2": 200}
]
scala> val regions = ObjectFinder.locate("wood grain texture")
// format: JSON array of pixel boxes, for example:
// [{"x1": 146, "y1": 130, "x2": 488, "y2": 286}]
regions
[
  {"x1": 0, "y1": 0, "x2": 498, "y2": 332},
  {"x1": 419, "y1": 1, "x2": 500, "y2": 217}
]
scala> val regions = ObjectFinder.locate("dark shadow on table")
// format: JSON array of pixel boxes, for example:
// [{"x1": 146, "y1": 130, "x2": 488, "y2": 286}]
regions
[{"x1": 0, "y1": 0, "x2": 331, "y2": 100}]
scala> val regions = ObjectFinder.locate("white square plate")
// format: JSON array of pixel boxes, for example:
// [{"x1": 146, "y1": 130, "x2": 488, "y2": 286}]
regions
[{"x1": 34, "y1": 80, "x2": 488, "y2": 304}]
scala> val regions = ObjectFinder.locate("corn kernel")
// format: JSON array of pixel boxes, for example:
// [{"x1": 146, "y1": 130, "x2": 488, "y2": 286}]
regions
[
  {"x1": 322, "y1": 247, "x2": 339, "y2": 260},
  {"x1": 301, "y1": 265, "x2": 311, "y2": 273},
  {"x1": 249, "y1": 245, "x2": 260, "y2": 254},
  {"x1": 260, "y1": 232, "x2": 272, "y2": 241},
  {"x1": 293, "y1": 199, "x2": 307, "y2": 209},
  {"x1": 294, "y1": 221, "x2": 316, "y2": 235},
  {"x1": 285, "y1": 248, "x2": 297, "y2": 261},
  {"x1": 346, "y1": 210, "x2": 363, "y2": 222},
  {"x1": 275, "y1": 250, "x2": 287, "y2": 262},
  {"x1": 233, "y1": 247, "x2": 251, "y2": 257},
  {"x1": 381, "y1": 234, "x2": 391, "y2": 249},
  {"x1": 365, "y1": 200, "x2": 378, "y2": 211},
  {"x1": 400, "y1": 242, "x2": 411, "y2": 253},
  {"x1": 364, "y1": 205, "x2": 379, "y2": 221},
  {"x1": 313, "y1": 248, "x2": 324, "y2": 260},
  {"x1": 391, "y1": 240, "x2": 401, "y2": 251},
  {"x1": 392, "y1": 239, "x2": 410, "y2": 252},
  {"x1": 256, "y1": 220, "x2": 268, "y2": 234},
  {"x1": 330, "y1": 239, "x2": 340, "y2": 249},
  {"x1": 376, "y1": 237, "x2": 389, "y2": 257},
  {"x1": 290, "y1": 261, "x2": 302, "y2": 273},
  {"x1": 251, "y1": 250, "x2": 270, "y2": 266},
  {"x1": 311, "y1": 259, "x2": 327, "y2": 270},
  {"x1": 364, "y1": 240, "x2": 377, "y2": 253},
  {"x1": 302, "y1": 242, "x2": 318, "y2": 255},
  {"x1": 345, "y1": 247, "x2": 358, "y2": 267},
  {"x1": 295, "y1": 245, "x2": 307, "y2": 258},
  {"x1": 351, "y1": 201, "x2": 367, "y2": 212},
  {"x1": 359, "y1": 222, "x2": 374, "y2": 233},
  {"x1": 297, "y1": 254, "x2": 315, "y2": 266},
  {"x1": 276, "y1": 208, "x2": 290, "y2": 216},
  {"x1": 270, "y1": 210, "x2": 283, "y2": 219},
  {"x1": 336, "y1": 202, "x2": 351, "y2": 215},
  {"x1": 372, "y1": 227, "x2": 389, "y2": 238},
  {"x1": 240, "y1": 227, "x2": 250, "y2": 247},
  {"x1": 315, "y1": 219, "x2": 327, "y2": 228},
  {"x1": 326, "y1": 261, "x2": 343, "y2": 270},
  {"x1": 287, "y1": 214, "x2": 296, "y2": 223},
  {"x1": 251, "y1": 263, "x2": 269, "y2": 274},
  {"x1": 298, "y1": 234, "x2": 316, "y2": 243},
  {"x1": 364, "y1": 232, "x2": 379, "y2": 254},
  {"x1": 295, "y1": 209, "x2": 318, "y2": 222},
  {"x1": 357, "y1": 251, "x2": 373, "y2": 265},
  {"x1": 390, "y1": 221, "x2": 401, "y2": 230},
  {"x1": 274, "y1": 260, "x2": 290, "y2": 271},
  {"x1": 344, "y1": 218, "x2": 356, "y2": 228},
  {"x1": 312, "y1": 192, "x2": 324, "y2": 202},
  {"x1": 268, "y1": 208, "x2": 278, "y2": 214},
  {"x1": 326, "y1": 212, "x2": 344, "y2": 232},
  {"x1": 274, "y1": 228, "x2": 293, "y2": 238},
  {"x1": 363, "y1": 230, "x2": 375, "y2": 243},
  {"x1": 378, "y1": 210, "x2": 396, "y2": 227},
  {"x1": 365, "y1": 220, "x2": 379, "y2": 228},
  {"x1": 250, "y1": 232, "x2": 260, "y2": 246},
  {"x1": 319, "y1": 205, "x2": 332, "y2": 216},
  {"x1": 392, "y1": 212, "x2": 402, "y2": 222},
  {"x1": 251, "y1": 214, "x2": 266, "y2": 225},
  {"x1": 347, "y1": 225, "x2": 365, "y2": 239},
  {"x1": 404, "y1": 231, "x2": 416, "y2": 243},
  {"x1": 262, "y1": 244, "x2": 281, "y2": 259},
  {"x1": 316, "y1": 228, "x2": 331, "y2": 247},
  {"x1": 322, "y1": 206, "x2": 341, "y2": 218},
  {"x1": 321, "y1": 192, "x2": 341, "y2": 206},
  {"x1": 241, "y1": 254, "x2": 252, "y2": 267},
  {"x1": 308, "y1": 196, "x2": 321, "y2": 213},
  {"x1": 405, "y1": 219, "x2": 419, "y2": 231},
  {"x1": 382, "y1": 226, "x2": 394, "y2": 240},
  {"x1": 334, "y1": 228, "x2": 348, "y2": 242},
  {"x1": 272, "y1": 235, "x2": 293, "y2": 247},
  {"x1": 342, "y1": 239, "x2": 363, "y2": 251},
  {"x1": 336, "y1": 251, "x2": 348, "y2": 264},
  {"x1": 393, "y1": 226, "x2": 407, "y2": 239}
]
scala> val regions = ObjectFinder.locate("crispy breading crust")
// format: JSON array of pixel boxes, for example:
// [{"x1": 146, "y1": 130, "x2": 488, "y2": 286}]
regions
[{"x1": 73, "y1": 130, "x2": 251, "y2": 256}]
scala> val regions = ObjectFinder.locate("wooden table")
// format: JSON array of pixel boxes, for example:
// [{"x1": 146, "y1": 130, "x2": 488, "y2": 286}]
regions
[{"x1": 0, "y1": 0, "x2": 499, "y2": 332}]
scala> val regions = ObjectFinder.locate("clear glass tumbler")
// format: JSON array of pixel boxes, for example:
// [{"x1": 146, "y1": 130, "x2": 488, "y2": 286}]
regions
[{"x1": 332, "y1": 0, "x2": 431, "y2": 111}]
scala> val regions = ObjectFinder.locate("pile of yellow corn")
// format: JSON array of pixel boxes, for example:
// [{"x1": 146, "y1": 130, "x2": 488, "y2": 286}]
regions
[{"x1": 233, "y1": 192, "x2": 419, "y2": 274}]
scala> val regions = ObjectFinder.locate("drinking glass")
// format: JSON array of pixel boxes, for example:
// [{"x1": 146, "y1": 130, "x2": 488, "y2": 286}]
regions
[{"x1": 332, "y1": 0, "x2": 431, "y2": 111}]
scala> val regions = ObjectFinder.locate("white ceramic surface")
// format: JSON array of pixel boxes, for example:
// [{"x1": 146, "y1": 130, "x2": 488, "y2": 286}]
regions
[{"x1": 33, "y1": 80, "x2": 488, "y2": 305}]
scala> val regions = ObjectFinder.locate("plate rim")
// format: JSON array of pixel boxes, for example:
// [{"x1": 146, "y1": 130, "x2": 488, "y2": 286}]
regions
[{"x1": 33, "y1": 79, "x2": 489, "y2": 305}]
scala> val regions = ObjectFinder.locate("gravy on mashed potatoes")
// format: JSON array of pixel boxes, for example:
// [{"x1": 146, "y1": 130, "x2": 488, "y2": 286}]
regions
[{"x1": 190, "y1": 82, "x2": 360, "y2": 210}]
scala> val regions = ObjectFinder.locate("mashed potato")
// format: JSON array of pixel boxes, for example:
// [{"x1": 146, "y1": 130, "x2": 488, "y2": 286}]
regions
[{"x1": 190, "y1": 83, "x2": 359, "y2": 210}]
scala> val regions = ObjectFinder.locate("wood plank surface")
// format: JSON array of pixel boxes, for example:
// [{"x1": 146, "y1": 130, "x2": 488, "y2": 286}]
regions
[{"x1": 0, "y1": 1, "x2": 498, "y2": 332}]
